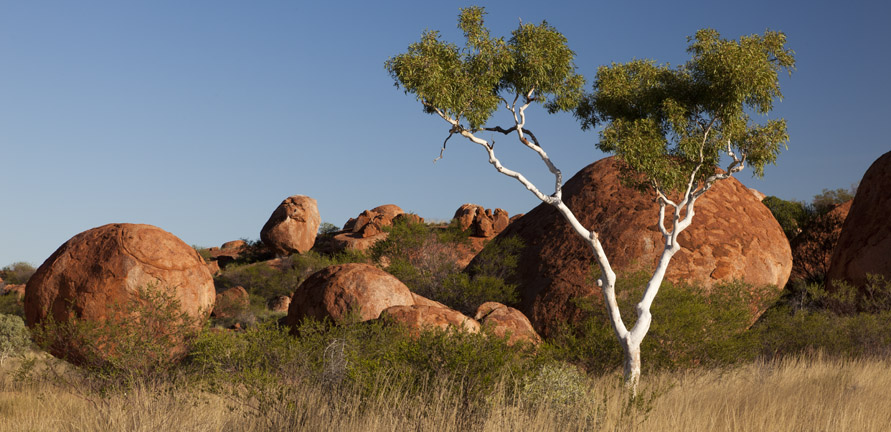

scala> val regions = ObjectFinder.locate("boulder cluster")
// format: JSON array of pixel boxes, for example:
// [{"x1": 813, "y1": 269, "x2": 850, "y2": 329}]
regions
[{"x1": 16, "y1": 152, "x2": 889, "y2": 366}]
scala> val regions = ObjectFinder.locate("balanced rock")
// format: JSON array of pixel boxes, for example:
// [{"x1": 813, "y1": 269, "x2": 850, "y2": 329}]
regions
[
  {"x1": 474, "y1": 302, "x2": 540, "y2": 346},
  {"x1": 482, "y1": 157, "x2": 792, "y2": 336},
  {"x1": 790, "y1": 200, "x2": 852, "y2": 282},
  {"x1": 380, "y1": 304, "x2": 480, "y2": 334},
  {"x1": 828, "y1": 151, "x2": 891, "y2": 294},
  {"x1": 24, "y1": 223, "x2": 215, "y2": 364},
  {"x1": 260, "y1": 195, "x2": 321, "y2": 255},
  {"x1": 212, "y1": 286, "x2": 250, "y2": 319},
  {"x1": 287, "y1": 263, "x2": 413, "y2": 326}
]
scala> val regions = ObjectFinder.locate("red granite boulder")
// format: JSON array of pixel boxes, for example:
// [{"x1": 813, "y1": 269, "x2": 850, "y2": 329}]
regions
[
  {"x1": 212, "y1": 286, "x2": 251, "y2": 319},
  {"x1": 24, "y1": 223, "x2": 216, "y2": 364},
  {"x1": 380, "y1": 304, "x2": 480, "y2": 334},
  {"x1": 482, "y1": 157, "x2": 792, "y2": 336},
  {"x1": 287, "y1": 263, "x2": 414, "y2": 326},
  {"x1": 827, "y1": 151, "x2": 891, "y2": 294},
  {"x1": 474, "y1": 302, "x2": 541, "y2": 346},
  {"x1": 260, "y1": 195, "x2": 321, "y2": 255}
]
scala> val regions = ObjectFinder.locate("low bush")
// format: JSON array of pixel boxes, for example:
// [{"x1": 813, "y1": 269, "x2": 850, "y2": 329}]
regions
[
  {"x1": 0, "y1": 313, "x2": 30, "y2": 365},
  {"x1": 29, "y1": 283, "x2": 205, "y2": 388},
  {"x1": 546, "y1": 270, "x2": 765, "y2": 374}
]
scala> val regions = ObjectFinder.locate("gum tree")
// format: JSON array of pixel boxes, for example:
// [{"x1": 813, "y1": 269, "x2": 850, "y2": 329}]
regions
[{"x1": 386, "y1": 7, "x2": 794, "y2": 391}]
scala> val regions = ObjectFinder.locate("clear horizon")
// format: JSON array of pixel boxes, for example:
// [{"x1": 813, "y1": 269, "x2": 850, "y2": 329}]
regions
[{"x1": 2, "y1": 1, "x2": 888, "y2": 268}]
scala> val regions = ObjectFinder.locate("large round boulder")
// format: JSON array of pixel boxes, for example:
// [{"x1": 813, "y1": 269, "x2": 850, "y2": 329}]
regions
[
  {"x1": 827, "y1": 151, "x2": 891, "y2": 294},
  {"x1": 24, "y1": 223, "x2": 215, "y2": 364},
  {"x1": 474, "y1": 302, "x2": 541, "y2": 346},
  {"x1": 287, "y1": 263, "x2": 414, "y2": 326},
  {"x1": 482, "y1": 157, "x2": 792, "y2": 336},
  {"x1": 260, "y1": 195, "x2": 321, "y2": 255}
]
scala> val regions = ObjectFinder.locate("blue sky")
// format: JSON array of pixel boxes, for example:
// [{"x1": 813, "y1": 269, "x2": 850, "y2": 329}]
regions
[{"x1": 2, "y1": 1, "x2": 888, "y2": 268}]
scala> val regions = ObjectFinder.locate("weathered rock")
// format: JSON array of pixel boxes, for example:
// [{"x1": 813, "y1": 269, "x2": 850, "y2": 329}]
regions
[
  {"x1": 24, "y1": 223, "x2": 215, "y2": 364},
  {"x1": 212, "y1": 286, "x2": 250, "y2": 319},
  {"x1": 221, "y1": 240, "x2": 247, "y2": 251},
  {"x1": 380, "y1": 304, "x2": 480, "y2": 334},
  {"x1": 260, "y1": 195, "x2": 321, "y2": 255},
  {"x1": 749, "y1": 188, "x2": 767, "y2": 202},
  {"x1": 411, "y1": 292, "x2": 447, "y2": 309},
  {"x1": 453, "y1": 204, "x2": 511, "y2": 238},
  {"x1": 828, "y1": 151, "x2": 891, "y2": 294},
  {"x1": 332, "y1": 204, "x2": 407, "y2": 252},
  {"x1": 287, "y1": 263, "x2": 414, "y2": 326},
  {"x1": 474, "y1": 302, "x2": 540, "y2": 346},
  {"x1": 790, "y1": 200, "x2": 852, "y2": 282},
  {"x1": 206, "y1": 260, "x2": 221, "y2": 276},
  {"x1": 268, "y1": 295, "x2": 291, "y2": 313},
  {"x1": 482, "y1": 157, "x2": 792, "y2": 336}
]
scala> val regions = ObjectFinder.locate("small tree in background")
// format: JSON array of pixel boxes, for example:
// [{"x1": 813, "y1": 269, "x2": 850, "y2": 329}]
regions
[{"x1": 387, "y1": 7, "x2": 793, "y2": 392}]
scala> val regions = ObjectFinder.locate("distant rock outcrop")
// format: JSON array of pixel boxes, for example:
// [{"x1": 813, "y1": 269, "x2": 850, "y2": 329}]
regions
[
  {"x1": 287, "y1": 263, "x2": 414, "y2": 327},
  {"x1": 331, "y1": 204, "x2": 412, "y2": 252},
  {"x1": 24, "y1": 223, "x2": 215, "y2": 364},
  {"x1": 827, "y1": 151, "x2": 891, "y2": 294},
  {"x1": 260, "y1": 195, "x2": 321, "y2": 256},
  {"x1": 484, "y1": 157, "x2": 792, "y2": 336}
]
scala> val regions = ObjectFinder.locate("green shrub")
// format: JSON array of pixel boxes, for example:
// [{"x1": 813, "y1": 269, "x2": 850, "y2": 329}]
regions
[
  {"x1": 0, "y1": 314, "x2": 30, "y2": 365},
  {"x1": 547, "y1": 271, "x2": 763, "y2": 373},
  {"x1": 521, "y1": 362, "x2": 589, "y2": 409},
  {"x1": 0, "y1": 294, "x2": 24, "y2": 317},
  {"x1": 215, "y1": 250, "x2": 367, "y2": 304},
  {"x1": 30, "y1": 283, "x2": 205, "y2": 387},
  {"x1": 0, "y1": 262, "x2": 36, "y2": 285}
]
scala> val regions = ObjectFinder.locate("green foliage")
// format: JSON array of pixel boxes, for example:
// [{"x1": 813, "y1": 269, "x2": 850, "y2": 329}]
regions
[
  {"x1": 812, "y1": 186, "x2": 856, "y2": 214},
  {"x1": 386, "y1": 6, "x2": 583, "y2": 130},
  {"x1": 192, "y1": 246, "x2": 213, "y2": 263},
  {"x1": 0, "y1": 313, "x2": 30, "y2": 365},
  {"x1": 215, "y1": 250, "x2": 367, "y2": 304},
  {"x1": 753, "y1": 275, "x2": 891, "y2": 359},
  {"x1": 189, "y1": 317, "x2": 541, "y2": 423},
  {"x1": 0, "y1": 262, "x2": 36, "y2": 285},
  {"x1": 318, "y1": 222, "x2": 340, "y2": 236},
  {"x1": 30, "y1": 283, "x2": 204, "y2": 386},
  {"x1": 763, "y1": 195, "x2": 811, "y2": 239},
  {"x1": 547, "y1": 271, "x2": 764, "y2": 373},
  {"x1": 0, "y1": 294, "x2": 24, "y2": 317},
  {"x1": 576, "y1": 29, "x2": 794, "y2": 192},
  {"x1": 521, "y1": 362, "x2": 589, "y2": 409},
  {"x1": 372, "y1": 218, "x2": 521, "y2": 315}
]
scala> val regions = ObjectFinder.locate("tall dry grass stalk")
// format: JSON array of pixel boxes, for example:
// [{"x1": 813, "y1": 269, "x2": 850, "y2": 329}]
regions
[{"x1": 1, "y1": 352, "x2": 889, "y2": 431}]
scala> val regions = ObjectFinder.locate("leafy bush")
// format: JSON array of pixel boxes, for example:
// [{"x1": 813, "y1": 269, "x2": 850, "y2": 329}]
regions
[
  {"x1": 318, "y1": 222, "x2": 340, "y2": 236},
  {"x1": 0, "y1": 261, "x2": 36, "y2": 285},
  {"x1": 0, "y1": 294, "x2": 24, "y2": 317},
  {"x1": 215, "y1": 250, "x2": 367, "y2": 304},
  {"x1": 763, "y1": 196, "x2": 811, "y2": 240},
  {"x1": 521, "y1": 362, "x2": 589, "y2": 409},
  {"x1": 373, "y1": 218, "x2": 522, "y2": 314},
  {"x1": 0, "y1": 313, "x2": 30, "y2": 365},
  {"x1": 30, "y1": 283, "x2": 205, "y2": 387},
  {"x1": 547, "y1": 271, "x2": 764, "y2": 373}
]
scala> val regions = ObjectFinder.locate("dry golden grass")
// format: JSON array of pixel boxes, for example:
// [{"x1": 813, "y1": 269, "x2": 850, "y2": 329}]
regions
[{"x1": 1, "y1": 351, "x2": 889, "y2": 431}]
